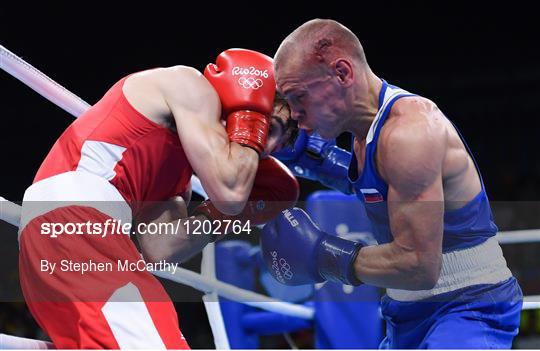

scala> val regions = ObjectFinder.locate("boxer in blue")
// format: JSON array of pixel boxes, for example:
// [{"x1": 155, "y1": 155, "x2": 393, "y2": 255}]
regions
[{"x1": 264, "y1": 19, "x2": 523, "y2": 348}]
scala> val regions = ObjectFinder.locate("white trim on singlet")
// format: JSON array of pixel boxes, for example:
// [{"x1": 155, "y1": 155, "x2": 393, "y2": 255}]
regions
[
  {"x1": 386, "y1": 237, "x2": 512, "y2": 301},
  {"x1": 76, "y1": 140, "x2": 127, "y2": 181},
  {"x1": 101, "y1": 282, "x2": 168, "y2": 349},
  {"x1": 366, "y1": 85, "x2": 411, "y2": 145},
  {"x1": 19, "y1": 171, "x2": 132, "y2": 237}
]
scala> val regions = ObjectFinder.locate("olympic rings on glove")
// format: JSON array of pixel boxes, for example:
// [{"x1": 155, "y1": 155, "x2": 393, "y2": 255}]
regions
[{"x1": 238, "y1": 76, "x2": 264, "y2": 89}]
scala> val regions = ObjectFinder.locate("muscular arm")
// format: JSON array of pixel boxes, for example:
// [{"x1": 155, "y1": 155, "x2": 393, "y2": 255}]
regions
[
  {"x1": 159, "y1": 66, "x2": 259, "y2": 215},
  {"x1": 354, "y1": 100, "x2": 446, "y2": 290}
]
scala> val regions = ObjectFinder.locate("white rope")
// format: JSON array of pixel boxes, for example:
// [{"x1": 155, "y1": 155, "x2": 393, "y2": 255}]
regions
[
  {"x1": 496, "y1": 229, "x2": 540, "y2": 244},
  {"x1": 153, "y1": 268, "x2": 314, "y2": 319},
  {"x1": 0, "y1": 197, "x2": 21, "y2": 227},
  {"x1": 0, "y1": 45, "x2": 90, "y2": 118},
  {"x1": 0, "y1": 333, "x2": 54, "y2": 349},
  {"x1": 523, "y1": 295, "x2": 540, "y2": 310},
  {"x1": 201, "y1": 242, "x2": 231, "y2": 349}
]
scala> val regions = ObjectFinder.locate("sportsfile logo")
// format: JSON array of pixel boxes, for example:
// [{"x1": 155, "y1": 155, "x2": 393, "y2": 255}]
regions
[{"x1": 232, "y1": 66, "x2": 268, "y2": 90}]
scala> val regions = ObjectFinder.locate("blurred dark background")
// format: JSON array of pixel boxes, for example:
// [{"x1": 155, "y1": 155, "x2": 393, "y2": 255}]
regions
[{"x1": 1, "y1": 1, "x2": 540, "y2": 349}]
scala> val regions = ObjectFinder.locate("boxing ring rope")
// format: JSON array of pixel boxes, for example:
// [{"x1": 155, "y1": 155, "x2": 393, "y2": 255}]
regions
[
  {"x1": 1, "y1": 43, "x2": 539, "y2": 348},
  {"x1": 0, "y1": 45, "x2": 90, "y2": 118},
  {"x1": 495, "y1": 229, "x2": 540, "y2": 244}
]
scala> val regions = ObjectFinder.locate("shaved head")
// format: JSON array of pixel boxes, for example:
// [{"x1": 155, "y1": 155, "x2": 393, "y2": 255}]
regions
[
  {"x1": 275, "y1": 19, "x2": 366, "y2": 78},
  {"x1": 274, "y1": 19, "x2": 376, "y2": 140}
]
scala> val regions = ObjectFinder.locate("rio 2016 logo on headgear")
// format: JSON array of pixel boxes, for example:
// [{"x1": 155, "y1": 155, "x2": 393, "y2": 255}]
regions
[{"x1": 232, "y1": 66, "x2": 268, "y2": 90}]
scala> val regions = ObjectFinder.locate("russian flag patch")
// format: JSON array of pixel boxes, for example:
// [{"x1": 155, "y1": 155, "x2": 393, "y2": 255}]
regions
[{"x1": 360, "y1": 188, "x2": 384, "y2": 203}]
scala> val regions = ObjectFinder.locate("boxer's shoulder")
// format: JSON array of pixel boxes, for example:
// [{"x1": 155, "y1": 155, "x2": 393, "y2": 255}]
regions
[
  {"x1": 377, "y1": 96, "x2": 447, "y2": 191},
  {"x1": 156, "y1": 65, "x2": 220, "y2": 112},
  {"x1": 124, "y1": 66, "x2": 221, "y2": 125},
  {"x1": 158, "y1": 65, "x2": 204, "y2": 84},
  {"x1": 389, "y1": 95, "x2": 441, "y2": 122},
  {"x1": 122, "y1": 68, "x2": 172, "y2": 124},
  {"x1": 129, "y1": 65, "x2": 201, "y2": 80},
  {"x1": 127, "y1": 66, "x2": 214, "y2": 96},
  {"x1": 382, "y1": 95, "x2": 445, "y2": 142},
  {"x1": 121, "y1": 65, "x2": 220, "y2": 127}
]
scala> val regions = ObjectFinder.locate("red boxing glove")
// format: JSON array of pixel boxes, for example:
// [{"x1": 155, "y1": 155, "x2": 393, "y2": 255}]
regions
[
  {"x1": 194, "y1": 156, "x2": 299, "y2": 238},
  {"x1": 204, "y1": 49, "x2": 276, "y2": 155}
]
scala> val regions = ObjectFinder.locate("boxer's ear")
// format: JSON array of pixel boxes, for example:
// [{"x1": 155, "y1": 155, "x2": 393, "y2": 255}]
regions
[{"x1": 333, "y1": 59, "x2": 354, "y2": 87}]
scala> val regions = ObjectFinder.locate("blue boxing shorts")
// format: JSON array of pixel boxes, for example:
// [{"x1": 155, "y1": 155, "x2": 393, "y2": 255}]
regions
[{"x1": 379, "y1": 277, "x2": 522, "y2": 349}]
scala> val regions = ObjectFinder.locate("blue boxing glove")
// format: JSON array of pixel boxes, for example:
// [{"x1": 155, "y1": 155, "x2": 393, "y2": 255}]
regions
[
  {"x1": 260, "y1": 207, "x2": 363, "y2": 286},
  {"x1": 272, "y1": 130, "x2": 353, "y2": 194}
]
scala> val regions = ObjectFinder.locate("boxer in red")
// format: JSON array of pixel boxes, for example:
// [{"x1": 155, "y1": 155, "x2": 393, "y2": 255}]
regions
[{"x1": 18, "y1": 49, "x2": 299, "y2": 349}]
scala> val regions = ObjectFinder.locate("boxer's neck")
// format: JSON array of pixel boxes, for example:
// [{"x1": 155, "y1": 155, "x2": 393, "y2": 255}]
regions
[{"x1": 348, "y1": 71, "x2": 382, "y2": 141}]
